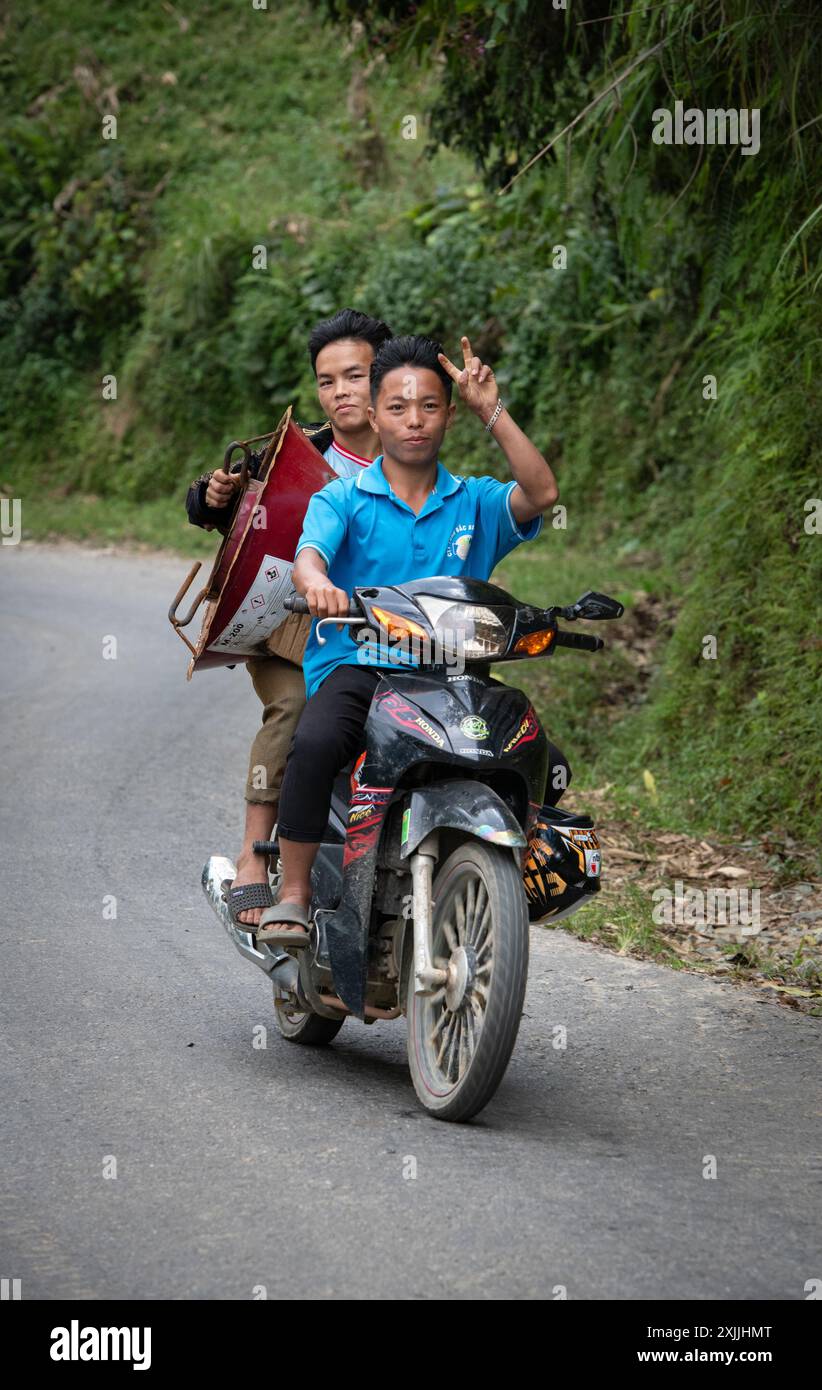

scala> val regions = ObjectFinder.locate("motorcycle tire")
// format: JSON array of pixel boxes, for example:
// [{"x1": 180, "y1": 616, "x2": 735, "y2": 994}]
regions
[
  {"x1": 406, "y1": 839, "x2": 529, "y2": 1122},
  {"x1": 272, "y1": 986, "x2": 345, "y2": 1045}
]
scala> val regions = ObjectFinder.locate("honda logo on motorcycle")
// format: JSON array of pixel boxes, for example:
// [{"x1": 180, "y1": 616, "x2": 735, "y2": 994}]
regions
[{"x1": 459, "y1": 715, "x2": 490, "y2": 740}]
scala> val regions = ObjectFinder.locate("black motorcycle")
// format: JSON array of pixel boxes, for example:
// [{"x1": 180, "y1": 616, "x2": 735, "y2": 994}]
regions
[{"x1": 203, "y1": 575, "x2": 623, "y2": 1122}]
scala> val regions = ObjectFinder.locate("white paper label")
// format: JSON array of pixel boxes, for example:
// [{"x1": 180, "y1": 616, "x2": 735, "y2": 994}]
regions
[{"x1": 208, "y1": 554, "x2": 296, "y2": 654}]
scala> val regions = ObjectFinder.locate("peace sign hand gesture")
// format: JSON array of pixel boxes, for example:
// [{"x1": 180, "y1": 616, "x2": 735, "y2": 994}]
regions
[{"x1": 437, "y1": 336, "x2": 500, "y2": 425}]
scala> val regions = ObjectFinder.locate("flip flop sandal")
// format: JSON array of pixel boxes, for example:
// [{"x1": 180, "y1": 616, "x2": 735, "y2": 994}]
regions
[
  {"x1": 254, "y1": 901, "x2": 311, "y2": 949},
  {"x1": 221, "y1": 879, "x2": 274, "y2": 928}
]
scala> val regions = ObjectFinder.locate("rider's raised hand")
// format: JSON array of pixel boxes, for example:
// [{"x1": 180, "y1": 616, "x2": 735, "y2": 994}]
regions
[
  {"x1": 205, "y1": 468, "x2": 239, "y2": 509},
  {"x1": 437, "y1": 336, "x2": 499, "y2": 425}
]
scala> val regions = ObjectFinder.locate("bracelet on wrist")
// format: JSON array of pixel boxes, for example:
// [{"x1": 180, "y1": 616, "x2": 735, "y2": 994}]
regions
[{"x1": 484, "y1": 398, "x2": 504, "y2": 432}]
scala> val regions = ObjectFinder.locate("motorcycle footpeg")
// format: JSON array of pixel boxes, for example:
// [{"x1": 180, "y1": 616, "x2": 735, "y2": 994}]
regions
[
  {"x1": 252, "y1": 840, "x2": 279, "y2": 855},
  {"x1": 268, "y1": 951, "x2": 300, "y2": 992}
]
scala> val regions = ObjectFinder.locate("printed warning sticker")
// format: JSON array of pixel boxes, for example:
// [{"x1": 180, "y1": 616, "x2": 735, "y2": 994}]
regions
[{"x1": 208, "y1": 554, "x2": 296, "y2": 654}]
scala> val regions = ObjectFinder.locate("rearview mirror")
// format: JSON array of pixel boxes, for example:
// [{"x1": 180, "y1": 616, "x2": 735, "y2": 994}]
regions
[{"x1": 572, "y1": 591, "x2": 624, "y2": 621}]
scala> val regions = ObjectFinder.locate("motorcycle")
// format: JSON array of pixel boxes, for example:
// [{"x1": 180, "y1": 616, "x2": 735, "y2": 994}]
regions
[{"x1": 203, "y1": 576, "x2": 623, "y2": 1122}]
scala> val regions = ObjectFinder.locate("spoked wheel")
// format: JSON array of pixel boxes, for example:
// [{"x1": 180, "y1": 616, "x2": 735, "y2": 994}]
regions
[
  {"x1": 272, "y1": 986, "x2": 345, "y2": 1045},
  {"x1": 407, "y1": 840, "x2": 529, "y2": 1122}
]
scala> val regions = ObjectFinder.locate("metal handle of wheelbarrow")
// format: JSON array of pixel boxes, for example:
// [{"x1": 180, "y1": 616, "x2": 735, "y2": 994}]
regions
[
  {"x1": 168, "y1": 561, "x2": 207, "y2": 655},
  {"x1": 223, "y1": 440, "x2": 251, "y2": 489}
]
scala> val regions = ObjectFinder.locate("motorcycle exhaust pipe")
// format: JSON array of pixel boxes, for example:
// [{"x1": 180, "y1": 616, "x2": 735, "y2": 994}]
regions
[{"x1": 201, "y1": 855, "x2": 299, "y2": 992}]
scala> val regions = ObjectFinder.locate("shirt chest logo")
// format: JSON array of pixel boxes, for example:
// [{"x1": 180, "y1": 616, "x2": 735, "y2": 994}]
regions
[{"x1": 446, "y1": 523, "x2": 474, "y2": 560}]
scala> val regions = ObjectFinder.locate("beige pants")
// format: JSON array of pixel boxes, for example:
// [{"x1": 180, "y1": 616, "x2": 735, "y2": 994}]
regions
[{"x1": 244, "y1": 654, "x2": 306, "y2": 806}]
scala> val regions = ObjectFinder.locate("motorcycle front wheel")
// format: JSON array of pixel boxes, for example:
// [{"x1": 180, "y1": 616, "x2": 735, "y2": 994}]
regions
[{"x1": 406, "y1": 840, "x2": 529, "y2": 1122}]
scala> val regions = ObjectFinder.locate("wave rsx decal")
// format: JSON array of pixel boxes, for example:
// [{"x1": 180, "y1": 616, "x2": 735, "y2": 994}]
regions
[{"x1": 502, "y1": 704, "x2": 540, "y2": 755}]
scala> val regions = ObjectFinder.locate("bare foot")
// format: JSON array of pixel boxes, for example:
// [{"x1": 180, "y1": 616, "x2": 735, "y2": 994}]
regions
[{"x1": 232, "y1": 848, "x2": 272, "y2": 927}]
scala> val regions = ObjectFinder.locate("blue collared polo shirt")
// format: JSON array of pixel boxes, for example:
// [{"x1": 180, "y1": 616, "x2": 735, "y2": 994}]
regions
[{"x1": 295, "y1": 455, "x2": 544, "y2": 698}]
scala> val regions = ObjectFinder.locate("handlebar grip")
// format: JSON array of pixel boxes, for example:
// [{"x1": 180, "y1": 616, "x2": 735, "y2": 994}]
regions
[
  {"x1": 284, "y1": 594, "x2": 310, "y2": 614},
  {"x1": 554, "y1": 629, "x2": 604, "y2": 652}
]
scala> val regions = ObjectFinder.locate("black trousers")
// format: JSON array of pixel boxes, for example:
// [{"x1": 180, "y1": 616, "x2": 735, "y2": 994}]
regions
[{"x1": 277, "y1": 663, "x2": 572, "y2": 844}]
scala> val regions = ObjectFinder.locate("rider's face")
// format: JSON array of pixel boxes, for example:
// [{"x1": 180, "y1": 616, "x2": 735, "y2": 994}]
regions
[
  {"x1": 315, "y1": 339, "x2": 375, "y2": 437},
  {"x1": 368, "y1": 366, "x2": 455, "y2": 468}
]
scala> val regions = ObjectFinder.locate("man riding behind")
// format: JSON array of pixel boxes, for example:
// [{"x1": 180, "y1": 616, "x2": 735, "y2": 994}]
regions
[{"x1": 186, "y1": 308, "x2": 393, "y2": 927}]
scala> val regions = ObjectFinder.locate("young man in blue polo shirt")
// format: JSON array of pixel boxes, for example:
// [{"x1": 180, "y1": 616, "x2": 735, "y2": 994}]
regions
[{"x1": 256, "y1": 333, "x2": 561, "y2": 946}]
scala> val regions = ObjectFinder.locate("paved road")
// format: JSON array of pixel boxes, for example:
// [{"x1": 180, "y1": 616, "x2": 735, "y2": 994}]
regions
[{"x1": 0, "y1": 544, "x2": 819, "y2": 1300}]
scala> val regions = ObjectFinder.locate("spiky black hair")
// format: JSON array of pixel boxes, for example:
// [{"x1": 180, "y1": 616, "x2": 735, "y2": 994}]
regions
[
  {"x1": 369, "y1": 334, "x2": 452, "y2": 404},
  {"x1": 308, "y1": 308, "x2": 394, "y2": 373}
]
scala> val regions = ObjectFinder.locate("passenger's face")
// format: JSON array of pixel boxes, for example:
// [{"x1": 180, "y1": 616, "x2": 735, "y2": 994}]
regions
[
  {"x1": 368, "y1": 366, "x2": 454, "y2": 468},
  {"x1": 314, "y1": 339, "x2": 375, "y2": 435}
]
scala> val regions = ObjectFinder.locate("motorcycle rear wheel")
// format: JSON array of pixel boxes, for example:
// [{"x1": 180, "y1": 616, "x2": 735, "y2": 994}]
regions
[
  {"x1": 272, "y1": 987, "x2": 345, "y2": 1045},
  {"x1": 407, "y1": 840, "x2": 529, "y2": 1122}
]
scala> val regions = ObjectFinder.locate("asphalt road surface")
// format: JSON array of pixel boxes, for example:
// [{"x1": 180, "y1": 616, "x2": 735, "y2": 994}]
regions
[{"x1": 1, "y1": 544, "x2": 819, "y2": 1300}]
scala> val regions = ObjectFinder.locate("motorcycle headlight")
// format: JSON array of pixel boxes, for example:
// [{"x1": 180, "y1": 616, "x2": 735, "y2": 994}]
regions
[{"x1": 414, "y1": 597, "x2": 511, "y2": 660}]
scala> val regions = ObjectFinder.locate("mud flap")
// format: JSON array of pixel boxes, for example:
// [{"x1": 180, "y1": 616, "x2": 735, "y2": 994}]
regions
[
  {"x1": 326, "y1": 901, "x2": 368, "y2": 1019},
  {"x1": 328, "y1": 771, "x2": 393, "y2": 1018},
  {"x1": 325, "y1": 828, "x2": 379, "y2": 1018}
]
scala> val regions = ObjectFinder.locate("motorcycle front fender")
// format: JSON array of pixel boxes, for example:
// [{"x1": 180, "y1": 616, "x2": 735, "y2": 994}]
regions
[{"x1": 399, "y1": 780, "x2": 527, "y2": 861}]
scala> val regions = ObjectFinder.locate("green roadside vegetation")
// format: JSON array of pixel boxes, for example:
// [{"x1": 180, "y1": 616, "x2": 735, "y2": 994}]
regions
[{"x1": 2, "y1": 0, "x2": 820, "y2": 884}]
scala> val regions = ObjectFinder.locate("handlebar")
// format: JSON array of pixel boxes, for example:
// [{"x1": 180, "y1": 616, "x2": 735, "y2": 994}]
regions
[
  {"x1": 285, "y1": 594, "x2": 310, "y2": 614},
  {"x1": 286, "y1": 593, "x2": 603, "y2": 652},
  {"x1": 553, "y1": 630, "x2": 604, "y2": 652}
]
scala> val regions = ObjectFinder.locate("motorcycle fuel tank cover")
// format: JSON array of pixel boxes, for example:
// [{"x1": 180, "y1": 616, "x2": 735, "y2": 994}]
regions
[{"x1": 374, "y1": 674, "x2": 531, "y2": 758}]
